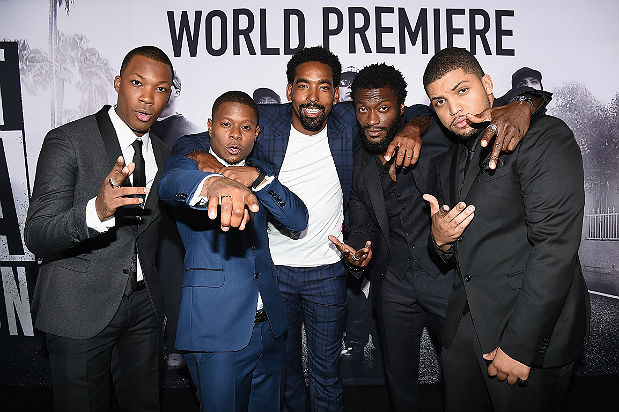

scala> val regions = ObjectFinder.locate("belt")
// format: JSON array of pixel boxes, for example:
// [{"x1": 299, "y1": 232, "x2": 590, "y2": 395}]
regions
[{"x1": 254, "y1": 309, "x2": 268, "y2": 325}]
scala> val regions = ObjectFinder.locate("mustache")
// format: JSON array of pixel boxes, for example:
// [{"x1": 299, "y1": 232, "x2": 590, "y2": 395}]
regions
[
  {"x1": 360, "y1": 124, "x2": 388, "y2": 132},
  {"x1": 299, "y1": 102, "x2": 326, "y2": 111}
]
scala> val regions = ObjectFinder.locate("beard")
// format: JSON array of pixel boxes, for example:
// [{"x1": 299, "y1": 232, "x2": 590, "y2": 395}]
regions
[
  {"x1": 358, "y1": 114, "x2": 404, "y2": 154},
  {"x1": 297, "y1": 102, "x2": 328, "y2": 132},
  {"x1": 449, "y1": 95, "x2": 493, "y2": 141}
]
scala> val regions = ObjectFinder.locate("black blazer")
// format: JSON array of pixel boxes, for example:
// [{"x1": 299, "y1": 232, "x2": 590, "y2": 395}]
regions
[
  {"x1": 25, "y1": 106, "x2": 170, "y2": 339},
  {"x1": 434, "y1": 114, "x2": 589, "y2": 368}
]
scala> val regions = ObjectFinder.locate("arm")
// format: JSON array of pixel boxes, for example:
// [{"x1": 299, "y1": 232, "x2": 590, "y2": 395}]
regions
[
  {"x1": 498, "y1": 119, "x2": 584, "y2": 366},
  {"x1": 254, "y1": 177, "x2": 308, "y2": 233},
  {"x1": 24, "y1": 130, "x2": 144, "y2": 257},
  {"x1": 383, "y1": 104, "x2": 433, "y2": 167},
  {"x1": 158, "y1": 154, "x2": 259, "y2": 231}
]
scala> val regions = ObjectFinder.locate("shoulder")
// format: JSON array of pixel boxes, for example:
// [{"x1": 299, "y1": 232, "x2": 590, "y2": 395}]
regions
[
  {"x1": 258, "y1": 103, "x2": 292, "y2": 125},
  {"x1": 521, "y1": 115, "x2": 577, "y2": 152},
  {"x1": 171, "y1": 131, "x2": 211, "y2": 155}
]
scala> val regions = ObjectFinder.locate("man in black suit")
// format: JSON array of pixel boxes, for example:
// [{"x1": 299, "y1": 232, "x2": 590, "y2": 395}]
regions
[
  {"x1": 423, "y1": 47, "x2": 589, "y2": 411},
  {"x1": 25, "y1": 46, "x2": 174, "y2": 411},
  {"x1": 328, "y1": 63, "x2": 547, "y2": 411}
]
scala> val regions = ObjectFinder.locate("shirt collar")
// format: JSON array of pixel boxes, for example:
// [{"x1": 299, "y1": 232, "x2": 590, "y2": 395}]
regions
[
  {"x1": 209, "y1": 148, "x2": 245, "y2": 167},
  {"x1": 108, "y1": 106, "x2": 151, "y2": 153}
]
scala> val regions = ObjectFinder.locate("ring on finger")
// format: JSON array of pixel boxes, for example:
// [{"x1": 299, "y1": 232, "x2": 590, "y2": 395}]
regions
[
  {"x1": 486, "y1": 123, "x2": 499, "y2": 134},
  {"x1": 220, "y1": 195, "x2": 232, "y2": 202},
  {"x1": 351, "y1": 253, "x2": 360, "y2": 261},
  {"x1": 108, "y1": 178, "x2": 120, "y2": 188}
]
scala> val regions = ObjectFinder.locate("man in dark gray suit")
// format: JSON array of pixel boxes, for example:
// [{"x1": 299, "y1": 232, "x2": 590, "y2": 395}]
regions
[{"x1": 24, "y1": 46, "x2": 174, "y2": 411}]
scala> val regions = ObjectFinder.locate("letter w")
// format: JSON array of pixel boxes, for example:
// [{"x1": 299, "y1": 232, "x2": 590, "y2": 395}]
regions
[{"x1": 168, "y1": 11, "x2": 202, "y2": 57}]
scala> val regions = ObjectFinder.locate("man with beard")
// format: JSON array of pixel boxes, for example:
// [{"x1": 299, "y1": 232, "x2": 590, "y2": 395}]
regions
[
  {"x1": 328, "y1": 63, "x2": 552, "y2": 411},
  {"x1": 174, "y1": 47, "x2": 545, "y2": 412},
  {"x1": 423, "y1": 47, "x2": 588, "y2": 411}
]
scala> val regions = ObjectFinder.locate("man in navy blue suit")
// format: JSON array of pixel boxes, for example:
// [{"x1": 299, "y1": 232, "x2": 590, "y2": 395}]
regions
[{"x1": 158, "y1": 91, "x2": 308, "y2": 412}]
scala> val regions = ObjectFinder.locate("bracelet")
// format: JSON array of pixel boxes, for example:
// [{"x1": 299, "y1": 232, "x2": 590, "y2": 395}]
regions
[{"x1": 510, "y1": 95, "x2": 535, "y2": 112}]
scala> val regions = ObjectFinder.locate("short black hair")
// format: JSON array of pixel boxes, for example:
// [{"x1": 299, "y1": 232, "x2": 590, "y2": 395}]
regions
[
  {"x1": 423, "y1": 47, "x2": 484, "y2": 89},
  {"x1": 351, "y1": 63, "x2": 408, "y2": 105},
  {"x1": 511, "y1": 66, "x2": 542, "y2": 89},
  {"x1": 120, "y1": 46, "x2": 173, "y2": 76},
  {"x1": 212, "y1": 91, "x2": 259, "y2": 123},
  {"x1": 286, "y1": 46, "x2": 341, "y2": 87}
]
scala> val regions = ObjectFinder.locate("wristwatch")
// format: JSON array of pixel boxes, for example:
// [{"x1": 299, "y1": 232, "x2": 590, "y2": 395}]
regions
[{"x1": 251, "y1": 164, "x2": 267, "y2": 189}]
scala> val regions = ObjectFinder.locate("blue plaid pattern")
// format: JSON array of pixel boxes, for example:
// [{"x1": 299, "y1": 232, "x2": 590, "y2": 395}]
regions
[{"x1": 274, "y1": 263, "x2": 348, "y2": 412}]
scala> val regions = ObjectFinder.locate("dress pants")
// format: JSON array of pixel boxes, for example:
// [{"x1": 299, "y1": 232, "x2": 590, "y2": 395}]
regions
[
  {"x1": 442, "y1": 311, "x2": 575, "y2": 412},
  {"x1": 45, "y1": 287, "x2": 160, "y2": 412},
  {"x1": 275, "y1": 263, "x2": 348, "y2": 412},
  {"x1": 183, "y1": 320, "x2": 286, "y2": 412},
  {"x1": 376, "y1": 269, "x2": 445, "y2": 412}
]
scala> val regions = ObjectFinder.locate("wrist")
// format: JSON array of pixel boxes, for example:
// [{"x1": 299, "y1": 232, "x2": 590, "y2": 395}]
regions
[{"x1": 510, "y1": 95, "x2": 535, "y2": 114}]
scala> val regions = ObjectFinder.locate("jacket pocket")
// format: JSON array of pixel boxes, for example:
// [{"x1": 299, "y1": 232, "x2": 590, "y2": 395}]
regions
[
  {"x1": 182, "y1": 268, "x2": 225, "y2": 288},
  {"x1": 57, "y1": 255, "x2": 91, "y2": 273}
]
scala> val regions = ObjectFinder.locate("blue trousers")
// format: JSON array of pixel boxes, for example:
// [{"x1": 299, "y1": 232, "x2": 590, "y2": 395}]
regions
[
  {"x1": 275, "y1": 263, "x2": 348, "y2": 412},
  {"x1": 184, "y1": 321, "x2": 286, "y2": 412}
]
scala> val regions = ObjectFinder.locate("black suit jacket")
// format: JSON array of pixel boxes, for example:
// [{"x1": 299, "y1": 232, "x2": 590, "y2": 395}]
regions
[
  {"x1": 347, "y1": 120, "x2": 455, "y2": 317},
  {"x1": 25, "y1": 106, "x2": 170, "y2": 339},
  {"x1": 434, "y1": 114, "x2": 589, "y2": 368}
]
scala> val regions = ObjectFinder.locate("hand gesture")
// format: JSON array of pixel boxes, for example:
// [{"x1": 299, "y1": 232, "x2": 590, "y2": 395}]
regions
[
  {"x1": 328, "y1": 236, "x2": 372, "y2": 268},
  {"x1": 466, "y1": 99, "x2": 534, "y2": 169},
  {"x1": 221, "y1": 166, "x2": 260, "y2": 188},
  {"x1": 483, "y1": 347, "x2": 531, "y2": 386},
  {"x1": 95, "y1": 156, "x2": 148, "y2": 220},
  {"x1": 201, "y1": 176, "x2": 259, "y2": 231},
  {"x1": 423, "y1": 194, "x2": 474, "y2": 250},
  {"x1": 384, "y1": 117, "x2": 431, "y2": 168}
]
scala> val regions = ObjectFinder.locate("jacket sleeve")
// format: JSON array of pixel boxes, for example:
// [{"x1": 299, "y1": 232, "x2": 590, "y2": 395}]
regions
[
  {"x1": 157, "y1": 154, "x2": 218, "y2": 209},
  {"x1": 499, "y1": 117, "x2": 585, "y2": 366},
  {"x1": 24, "y1": 128, "x2": 93, "y2": 257},
  {"x1": 171, "y1": 132, "x2": 211, "y2": 156}
]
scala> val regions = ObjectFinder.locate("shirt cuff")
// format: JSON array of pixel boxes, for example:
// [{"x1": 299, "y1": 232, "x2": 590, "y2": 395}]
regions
[
  {"x1": 429, "y1": 233, "x2": 455, "y2": 261},
  {"x1": 86, "y1": 197, "x2": 115, "y2": 233},
  {"x1": 190, "y1": 174, "x2": 223, "y2": 207}
]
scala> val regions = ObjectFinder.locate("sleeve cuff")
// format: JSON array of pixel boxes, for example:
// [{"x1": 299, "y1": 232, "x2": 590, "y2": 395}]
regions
[
  {"x1": 190, "y1": 174, "x2": 223, "y2": 207},
  {"x1": 86, "y1": 197, "x2": 115, "y2": 233},
  {"x1": 252, "y1": 175, "x2": 274, "y2": 192},
  {"x1": 429, "y1": 233, "x2": 455, "y2": 262}
]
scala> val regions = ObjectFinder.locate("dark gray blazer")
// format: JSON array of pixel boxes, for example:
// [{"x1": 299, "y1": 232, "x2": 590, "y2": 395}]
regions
[{"x1": 24, "y1": 106, "x2": 169, "y2": 339}]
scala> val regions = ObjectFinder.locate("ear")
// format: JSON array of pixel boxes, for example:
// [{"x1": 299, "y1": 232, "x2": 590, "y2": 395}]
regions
[
  {"x1": 114, "y1": 75, "x2": 121, "y2": 93},
  {"x1": 286, "y1": 83, "x2": 293, "y2": 102},
  {"x1": 400, "y1": 102, "x2": 405, "y2": 116},
  {"x1": 333, "y1": 85, "x2": 340, "y2": 104},
  {"x1": 207, "y1": 118, "x2": 212, "y2": 135},
  {"x1": 254, "y1": 125, "x2": 261, "y2": 140},
  {"x1": 481, "y1": 74, "x2": 493, "y2": 96}
]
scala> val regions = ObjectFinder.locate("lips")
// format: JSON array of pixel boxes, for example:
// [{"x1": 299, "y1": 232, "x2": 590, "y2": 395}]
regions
[
  {"x1": 367, "y1": 127, "x2": 386, "y2": 138},
  {"x1": 451, "y1": 116, "x2": 469, "y2": 129},
  {"x1": 135, "y1": 110, "x2": 153, "y2": 122},
  {"x1": 226, "y1": 146, "x2": 242, "y2": 156},
  {"x1": 300, "y1": 103, "x2": 325, "y2": 118}
]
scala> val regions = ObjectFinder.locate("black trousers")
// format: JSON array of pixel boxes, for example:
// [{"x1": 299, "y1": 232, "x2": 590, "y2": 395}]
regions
[
  {"x1": 376, "y1": 270, "x2": 445, "y2": 412},
  {"x1": 442, "y1": 311, "x2": 575, "y2": 412},
  {"x1": 46, "y1": 288, "x2": 160, "y2": 412}
]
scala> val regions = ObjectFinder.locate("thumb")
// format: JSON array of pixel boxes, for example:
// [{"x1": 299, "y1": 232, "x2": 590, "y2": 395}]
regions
[
  {"x1": 423, "y1": 194, "x2": 439, "y2": 215},
  {"x1": 483, "y1": 349, "x2": 498, "y2": 360},
  {"x1": 328, "y1": 235, "x2": 342, "y2": 248}
]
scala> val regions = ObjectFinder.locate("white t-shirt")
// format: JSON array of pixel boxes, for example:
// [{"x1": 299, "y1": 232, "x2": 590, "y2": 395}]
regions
[{"x1": 267, "y1": 125, "x2": 343, "y2": 267}]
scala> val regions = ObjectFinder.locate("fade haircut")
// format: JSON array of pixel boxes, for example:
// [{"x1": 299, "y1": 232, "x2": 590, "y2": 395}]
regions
[
  {"x1": 120, "y1": 46, "x2": 174, "y2": 76},
  {"x1": 212, "y1": 91, "x2": 259, "y2": 123},
  {"x1": 423, "y1": 47, "x2": 484, "y2": 89},
  {"x1": 286, "y1": 46, "x2": 342, "y2": 87},
  {"x1": 351, "y1": 63, "x2": 408, "y2": 105}
]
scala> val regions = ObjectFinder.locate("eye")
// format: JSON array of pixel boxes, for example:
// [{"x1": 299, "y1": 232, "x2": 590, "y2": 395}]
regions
[
  {"x1": 358, "y1": 107, "x2": 367, "y2": 113},
  {"x1": 131, "y1": 79, "x2": 141, "y2": 86},
  {"x1": 241, "y1": 125, "x2": 253, "y2": 131},
  {"x1": 379, "y1": 105, "x2": 388, "y2": 112},
  {"x1": 320, "y1": 85, "x2": 331, "y2": 91},
  {"x1": 156, "y1": 86, "x2": 168, "y2": 93},
  {"x1": 457, "y1": 87, "x2": 469, "y2": 95},
  {"x1": 433, "y1": 99, "x2": 445, "y2": 108},
  {"x1": 220, "y1": 121, "x2": 230, "y2": 127},
  {"x1": 297, "y1": 84, "x2": 308, "y2": 89}
]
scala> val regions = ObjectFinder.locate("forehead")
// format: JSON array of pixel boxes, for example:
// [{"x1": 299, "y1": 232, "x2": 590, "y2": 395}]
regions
[
  {"x1": 354, "y1": 87, "x2": 398, "y2": 104},
  {"x1": 426, "y1": 69, "x2": 479, "y2": 95},
  {"x1": 294, "y1": 61, "x2": 333, "y2": 83},
  {"x1": 213, "y1": 101, "x2": 257, "y2": 121}
]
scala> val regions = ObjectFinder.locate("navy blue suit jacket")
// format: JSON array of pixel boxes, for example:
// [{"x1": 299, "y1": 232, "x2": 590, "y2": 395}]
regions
[{"x1": 158, "y1": 152, "x2": 308, "y2": 352}]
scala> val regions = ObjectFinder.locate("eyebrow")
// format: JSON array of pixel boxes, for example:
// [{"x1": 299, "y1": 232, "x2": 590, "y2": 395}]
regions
[
  {"x1": 133, "y1": 73, "x2": 170, "y2": 85},
  {"x1": 429, "y1": 80, "x2": 470, "y2": 102},
  {"x1": 295, "y1": 77, "x2": 333, "y2": 86}
]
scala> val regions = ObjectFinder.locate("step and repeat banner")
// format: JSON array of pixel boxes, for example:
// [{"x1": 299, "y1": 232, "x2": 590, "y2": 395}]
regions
[{"x1": 1, "y1": 0, "x2": 617, "y2": 386}]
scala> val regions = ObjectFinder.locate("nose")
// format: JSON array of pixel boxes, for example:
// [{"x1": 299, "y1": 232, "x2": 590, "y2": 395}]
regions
[
  {"x1": 448, "y1": 100, "x2": 461, "y2": 117},
  {"x1": 230, "y1": 126, "x2": 242, "y2": 139},
  {"x1": 367, "y1": 110, "x2": 379, "y2": 126},
  {"x1": 307, "y1": 85, "x2": 319, "y2": 103},
  {"x1": 139, "y1": 88, "x2": 154, "y2": 105}
]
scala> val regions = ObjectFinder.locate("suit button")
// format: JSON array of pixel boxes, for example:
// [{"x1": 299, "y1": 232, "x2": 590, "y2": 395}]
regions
[
  {"x1": 464, "y1": 275, "x2": 472, "y2": 282},
  {"x1": 123, "y1": 269, "x2": 130, "y2": 274},
  {"x1": 458, "y1": 237, "x2": 463, "y2": 242},
  {"x1": 175, "y1": 193, "x2": 188, "y2": 201},
  {"x1": 255, "y1": 273, "x2": 260, "y2": 279},
  {"x1": 251, "y1": 245, "x2": 256, "y2": 251}
]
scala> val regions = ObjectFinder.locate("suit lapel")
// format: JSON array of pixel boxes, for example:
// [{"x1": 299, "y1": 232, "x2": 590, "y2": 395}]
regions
[
  {"x1": 95, "y1": 105, "x2": 124, "y2": 168},
  {"x1": 459, "y1": 143, "x2": 484, "y2": 201}
]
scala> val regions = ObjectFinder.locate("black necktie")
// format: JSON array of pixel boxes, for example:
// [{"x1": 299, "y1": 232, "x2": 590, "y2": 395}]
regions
[{"x1": 131, "y1": 139, "x2": 146, "y2": 188}]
